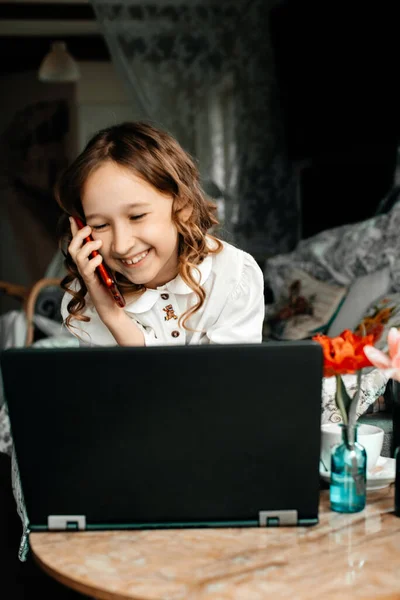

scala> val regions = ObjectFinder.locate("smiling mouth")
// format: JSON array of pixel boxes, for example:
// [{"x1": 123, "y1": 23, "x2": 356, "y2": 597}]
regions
[{"x1": 120, "y1": 249, "x2": 150, "y2": 267}]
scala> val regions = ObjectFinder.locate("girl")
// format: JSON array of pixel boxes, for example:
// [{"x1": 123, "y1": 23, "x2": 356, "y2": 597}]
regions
[{"x1": 57, "y1": 121, "x2": 265, "y2": 345}]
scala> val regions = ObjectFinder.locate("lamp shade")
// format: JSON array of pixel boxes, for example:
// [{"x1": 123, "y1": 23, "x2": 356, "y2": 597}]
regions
[{"x1": 38, "y1": 41, "x2": 80, "y2": 82}]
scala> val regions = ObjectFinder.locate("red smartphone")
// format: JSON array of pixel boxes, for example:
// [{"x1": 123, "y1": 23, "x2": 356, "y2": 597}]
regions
[{"x1": 74, "y1": 217, "x2": 126, "y2": 308}]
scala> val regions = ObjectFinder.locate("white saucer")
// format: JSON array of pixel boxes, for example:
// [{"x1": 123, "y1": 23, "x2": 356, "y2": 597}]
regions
[{"x1": 319, "y1": 456, "x2": 396, "y2": 491}]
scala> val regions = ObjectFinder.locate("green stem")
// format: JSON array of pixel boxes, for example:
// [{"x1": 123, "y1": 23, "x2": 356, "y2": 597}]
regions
[
  {"x1": 348, "y1": 369, "x2": 362, "y2": 429},
  {"x1": 335, "y1": 374, "x2": 348, "y2": 426}
]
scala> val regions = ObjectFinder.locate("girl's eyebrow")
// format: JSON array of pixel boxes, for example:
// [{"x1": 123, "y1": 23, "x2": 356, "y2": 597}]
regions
[{"x1": 85, "y1": 203, "x2": 151, "y2": 220}]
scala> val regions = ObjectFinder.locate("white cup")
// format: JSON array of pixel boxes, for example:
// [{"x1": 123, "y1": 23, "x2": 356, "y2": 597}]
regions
[{"x1": 320, "y1": 423, "x2": 384, "y2": 473}]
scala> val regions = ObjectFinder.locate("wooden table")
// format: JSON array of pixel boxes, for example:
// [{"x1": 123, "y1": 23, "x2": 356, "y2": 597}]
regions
[{"x1": 30, "y1": 487, "x2": 400, "y2": 600}]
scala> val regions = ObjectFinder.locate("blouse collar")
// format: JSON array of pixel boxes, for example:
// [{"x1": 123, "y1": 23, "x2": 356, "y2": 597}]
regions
[{"x1": 124, "y1": 254, "x2": 213, "y2": 314}]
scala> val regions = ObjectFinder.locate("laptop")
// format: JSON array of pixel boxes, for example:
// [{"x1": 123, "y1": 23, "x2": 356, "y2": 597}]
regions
[{"x1": 0, "y1": 341, "x2": 323, "y2": 532}]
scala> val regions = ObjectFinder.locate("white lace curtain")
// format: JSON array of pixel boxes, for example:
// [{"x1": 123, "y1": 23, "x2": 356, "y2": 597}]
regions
[
  {"x1": 89, "y1": 0, "x2": 299, "y2": 259},
  {"x1": 89, "y1": 0, "x2": 239, "y2": 241}
]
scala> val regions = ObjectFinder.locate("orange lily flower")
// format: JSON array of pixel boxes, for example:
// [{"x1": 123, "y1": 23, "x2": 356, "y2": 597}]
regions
[{"x1": 313, "y1": 329, "x2": 375, "y2": 377}]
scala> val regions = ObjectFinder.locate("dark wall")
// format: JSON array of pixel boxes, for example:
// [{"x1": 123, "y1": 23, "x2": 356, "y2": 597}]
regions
[{"x1": 270, "y1": 1, "x2": 400, "y2": 238}]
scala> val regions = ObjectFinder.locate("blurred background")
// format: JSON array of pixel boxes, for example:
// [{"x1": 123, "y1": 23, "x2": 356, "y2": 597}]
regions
[{"x1": 1, "y1": 0, "x2": 399, "y2": 314}]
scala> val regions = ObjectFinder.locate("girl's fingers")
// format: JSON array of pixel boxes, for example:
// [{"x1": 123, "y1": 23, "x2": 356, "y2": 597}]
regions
[
  {"x1": 69, "y1": 216, "x2": 89, "y2": 242},
  {"x1": 68, "y1": 217, "x2": 113, "y2": 307},
  {"x1": 67, "y1": 216, "x2": 104, "y2": 284},
  {"x1": 68, "y1": 225, "x2": 101, "y2": 259},
  {"x1": 74, "y1": 241, "x2": 103, "y2": 281},
  {"x1": 70, "y1": 225, "x2": 92, "y2": 245},
  {"x1": 69, "y1": 216, "x2": 78, "y2": 236},
  {"x1": 81, "y1": 253, "x2": 103, "y2": 279},
  {"x1": 75, "y1": 239, "x2": 102, "y2": 264},
  {"x1": 68, "y1": 221, "x2": 92, "y2": 254}
]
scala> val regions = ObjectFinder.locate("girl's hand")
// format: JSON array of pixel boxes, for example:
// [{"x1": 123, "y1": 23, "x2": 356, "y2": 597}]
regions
[
  {"x1": 68, "y1": 217, "x2": 144, "y2": 346},
  {"x1": 68, "y1": 217, "x2": 121, "y2": 322}
]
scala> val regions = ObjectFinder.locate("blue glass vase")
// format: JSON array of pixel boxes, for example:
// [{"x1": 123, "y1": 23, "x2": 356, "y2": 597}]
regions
[{"x1": 330, "y1": 423, "x2": 367, "y2": 513}]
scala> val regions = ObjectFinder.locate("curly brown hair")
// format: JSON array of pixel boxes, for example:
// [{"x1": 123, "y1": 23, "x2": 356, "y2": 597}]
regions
[{"x1": 55, "y1": 121, "x2": 222, "y2": 331}]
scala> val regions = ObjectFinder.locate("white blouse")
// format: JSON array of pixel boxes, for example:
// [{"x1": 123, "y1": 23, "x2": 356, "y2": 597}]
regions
[{"x1": 61, "y1": 239, "x2": 265, "y2": 346}]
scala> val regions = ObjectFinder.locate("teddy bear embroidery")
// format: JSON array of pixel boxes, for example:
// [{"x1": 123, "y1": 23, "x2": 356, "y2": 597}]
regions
[{"x1": 163, "y1": 304, "x2": 178, "y2": 321}]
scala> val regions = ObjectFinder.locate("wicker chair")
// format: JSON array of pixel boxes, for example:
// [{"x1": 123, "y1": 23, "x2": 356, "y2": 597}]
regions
[{"x1": 0, "y1": 277, "x2": 63, "y2": 347}]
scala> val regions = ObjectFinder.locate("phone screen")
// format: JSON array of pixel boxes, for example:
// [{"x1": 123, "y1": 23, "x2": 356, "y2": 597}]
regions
[{"x1": 74, "y1": 217, "x2": 126, "y2": 308}]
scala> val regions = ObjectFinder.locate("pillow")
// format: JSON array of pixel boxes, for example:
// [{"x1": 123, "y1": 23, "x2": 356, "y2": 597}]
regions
[
  {"x1": 264, "y1": 203, "x2": 400, "y2": 297},
  {"x1": 266, "y1": 268, "x2": 347, "y2": 340},
  {"x1": 355, "y1": 291, "x2": 400, "y2": 350},
  {"x1": 327, "y1": 267, "x2": 391, "y2": 337}
]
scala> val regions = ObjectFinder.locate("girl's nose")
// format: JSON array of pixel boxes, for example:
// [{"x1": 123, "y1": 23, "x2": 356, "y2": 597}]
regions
[{"x1": 111, "y1": 224, "x2": 136, "y2": 257}]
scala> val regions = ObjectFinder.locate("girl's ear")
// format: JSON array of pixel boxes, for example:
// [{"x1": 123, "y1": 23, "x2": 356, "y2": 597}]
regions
[{"x1": 178, "y1": 205, "x2": 193, "y2": 222}]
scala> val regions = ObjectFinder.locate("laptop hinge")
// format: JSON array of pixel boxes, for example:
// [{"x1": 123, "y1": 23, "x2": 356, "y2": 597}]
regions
[
  {"x1": 259, "y1": 510, "x2": 298, "y2": 526},
  {"x1": 47, "y1": 515, "x2": 86, "y2": 531}
]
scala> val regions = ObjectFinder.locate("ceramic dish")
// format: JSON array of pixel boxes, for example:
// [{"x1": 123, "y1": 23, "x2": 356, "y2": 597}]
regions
[{"x1": 319, "y1": 456, "x2": 395, "y2": 491}]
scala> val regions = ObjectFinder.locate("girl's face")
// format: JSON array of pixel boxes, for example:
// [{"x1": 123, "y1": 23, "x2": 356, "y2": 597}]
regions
[{"x1": 81, "y1": 161, "x2": 179, "y2": 289}]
